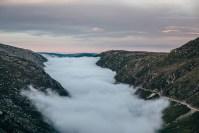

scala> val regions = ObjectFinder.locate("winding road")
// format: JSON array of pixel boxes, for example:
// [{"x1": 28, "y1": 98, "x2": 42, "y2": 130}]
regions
[{"x1": 139, "y1": 88, "x2": 199, "y2": 112}]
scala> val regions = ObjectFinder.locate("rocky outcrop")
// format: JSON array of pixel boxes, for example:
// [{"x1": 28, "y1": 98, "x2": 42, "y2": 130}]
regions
[
  {"x1": 0, "y1": 43, "x2": 69, "y2": 133},
  {"x1": 97, "y1": 37, "x2": 199, "y2": 133}
]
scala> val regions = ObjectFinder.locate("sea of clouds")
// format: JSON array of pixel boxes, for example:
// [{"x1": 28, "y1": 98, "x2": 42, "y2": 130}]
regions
[{"x1": 22, "y1": 56, "x2": 169, "y2": 133}]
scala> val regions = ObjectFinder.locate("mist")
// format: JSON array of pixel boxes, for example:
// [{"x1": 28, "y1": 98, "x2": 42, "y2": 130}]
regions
[{"x1": 22, "y1": 56, "x2": 169, "y2": 133}]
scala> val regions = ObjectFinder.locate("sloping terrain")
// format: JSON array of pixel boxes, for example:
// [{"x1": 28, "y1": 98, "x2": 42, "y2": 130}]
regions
[
  {"x1": 97, "y1": 37, "x2": 199, "y2": 132},
  {"x1": 0, "y1": 43, "x2": 69, "y2": 133}
]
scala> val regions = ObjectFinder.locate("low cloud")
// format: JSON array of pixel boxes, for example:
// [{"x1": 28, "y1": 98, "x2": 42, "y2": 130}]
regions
[{"x1": 22, "y1": 56, "x2": 169, "y2": 133}]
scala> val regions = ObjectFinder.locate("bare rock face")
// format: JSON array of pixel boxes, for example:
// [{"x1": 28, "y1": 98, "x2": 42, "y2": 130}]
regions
[
  {"x1": 0, "y1": 43, "x2": 69, "y2": 133},
  {"x1": 97, "y1": 37, "x2": 199, "y2": 133}
]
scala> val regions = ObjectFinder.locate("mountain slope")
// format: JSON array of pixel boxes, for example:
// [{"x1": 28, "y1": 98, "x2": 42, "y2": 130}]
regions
[
  {"x1": 97, "y1": 38, "x2": 199, "y2": 108},
  {"x1": 97, "y1": 37, "x2": 199, "y2": 133},
  {"x1": 0, "y1": 43, "x2": 69, "y2": 133}
]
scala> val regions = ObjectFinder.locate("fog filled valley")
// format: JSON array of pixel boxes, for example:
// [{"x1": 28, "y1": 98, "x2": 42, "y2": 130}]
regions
[
  {"x1": 0, "y1": 0, "x2": 198, "y2": 132},
  {"x1": 1, "y1": 38, "x2": 198, "y2": 133},
  {"x1": 22, "y1": 55, "x2": 169, "y2": 133}
]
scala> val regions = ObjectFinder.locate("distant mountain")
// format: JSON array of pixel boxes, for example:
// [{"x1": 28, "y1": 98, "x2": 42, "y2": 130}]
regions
[
  {"x1": 0, "y1": 43, "x2": 69, "y2": 133},
  {"x1": 40, "y1": 52, "x2": 98, "y2": 58},
  {"x1": 97, "y1": 37, "x2": 199, "y2": 133}
]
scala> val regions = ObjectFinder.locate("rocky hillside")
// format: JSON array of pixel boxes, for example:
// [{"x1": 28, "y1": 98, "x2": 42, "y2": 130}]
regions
[
  {"x1": 0, "y1": 44, "x2": 46, "y2": 67},
  {"x1": 97, "y1": 37, "x2": 199, "y2": 133},
  {"x1": 0, "y1": 43, "x2": 69, "y2": 133},
  {"x1": 97, "y1": 38, "x2": 199, "y2": 108}
]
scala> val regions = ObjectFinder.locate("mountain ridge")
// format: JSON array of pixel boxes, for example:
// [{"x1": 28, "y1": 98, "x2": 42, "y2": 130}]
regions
[{"x1": 40, "y1": 52, "x2": 98, "y2": 58}]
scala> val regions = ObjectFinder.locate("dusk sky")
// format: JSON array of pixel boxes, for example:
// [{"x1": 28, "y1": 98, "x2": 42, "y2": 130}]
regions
[{"x1": 0, "y1": 0, "x2": 198, "y2": 53}]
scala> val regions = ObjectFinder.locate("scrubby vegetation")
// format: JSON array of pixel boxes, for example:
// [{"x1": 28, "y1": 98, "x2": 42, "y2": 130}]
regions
[
  {"x1": 0, "y1": 43, "x2": 69, "y2": 133},
  {"x1": 97, "y1": 37, "x2": 199, "y2": 133}
]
